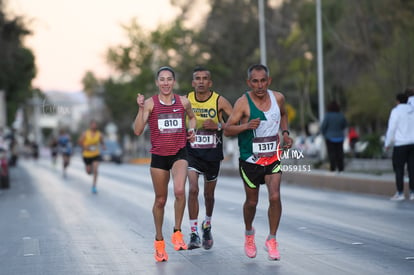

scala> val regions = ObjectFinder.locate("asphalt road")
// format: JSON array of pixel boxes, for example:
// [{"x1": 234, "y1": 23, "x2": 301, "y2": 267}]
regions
[{"x1": 0, "y1": 156, "x2": 413, "y2": 275}]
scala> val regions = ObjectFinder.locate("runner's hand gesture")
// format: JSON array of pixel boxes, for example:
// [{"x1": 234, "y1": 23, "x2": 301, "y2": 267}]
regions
[{"x1": 137, "y1": 93, "x2": 145, "y2": 108}]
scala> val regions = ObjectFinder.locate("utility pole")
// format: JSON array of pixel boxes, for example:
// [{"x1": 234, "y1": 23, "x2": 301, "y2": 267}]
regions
[
  {"x1": 316, "y1": 0, "x2": 325, "y2": 122},
  {"x1": 0, "y1": 90, "x2": 6, "y2": 129},
  {"x1": 258, "y1": 0, "x2": 267, "y2": 66}
]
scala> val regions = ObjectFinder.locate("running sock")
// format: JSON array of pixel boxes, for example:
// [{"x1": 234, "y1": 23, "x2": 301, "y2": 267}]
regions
[
  {"x1": 190, "y1": 219, "x2": 198, "y2": 233},
  {"x1": 245, "y1": 229, "x2": 255, "y2": 236},
  {"x1": 173, "y1": 228, "x2": 182, "y2": 233},
  {"x1": 267, "y1": 235, "x2": 276, "y2": 241},
  {"x1": 204, "y1": 216, "x2": 212, "y2": 226}
]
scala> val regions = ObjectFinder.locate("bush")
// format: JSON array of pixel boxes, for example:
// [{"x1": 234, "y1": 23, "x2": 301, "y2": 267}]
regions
[{"x1": 359, "y1": 134, "x2": 383, "y2": 158}]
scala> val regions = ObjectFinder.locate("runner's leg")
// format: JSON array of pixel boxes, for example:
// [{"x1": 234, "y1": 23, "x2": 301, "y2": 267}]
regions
[{"x1": 150, "y1": 167, "x2": 170, "y2": 240}]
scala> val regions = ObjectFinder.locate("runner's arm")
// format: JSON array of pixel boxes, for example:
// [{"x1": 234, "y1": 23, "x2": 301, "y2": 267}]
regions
[
  {"x1": 181, "y1": 96, "x2": 196, "y2": 142},
  {"x1": 223, "y1": 96, "x2": 259, "y2": 137},
  {"x1": 134, "y1": 95, "x2": 152, "y2": 136},
  {"x1": 276, "y1": 92, "x2": 293, "y2": 148},
  {"x1": 217, "y1": 96, "x2": 233, "y2": 130}
]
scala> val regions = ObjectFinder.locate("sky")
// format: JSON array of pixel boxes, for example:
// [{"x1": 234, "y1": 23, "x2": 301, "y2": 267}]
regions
[{"x1": 7, "y1": 0, "x2": 183, "y2": 92}]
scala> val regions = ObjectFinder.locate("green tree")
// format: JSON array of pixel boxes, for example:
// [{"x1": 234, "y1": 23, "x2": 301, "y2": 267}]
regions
[
  {"x1": 0, "y1": 0, "x2": 36, "y2": 125},
  {"x1": 101, "y1": 0, "x2": 319, "y2": 133},
  {"x1": 293, "y1": 0, "x2": 414, "y2": 134},
  {"x1": 96, "y1": 0, "x2": 414, "y2": 141},
  {"x1": 194, "y1": 0, "x2": 262, "y2": 103},
  {"x1": 102, "y1": 15, "x2": 199, "y2": 135}
]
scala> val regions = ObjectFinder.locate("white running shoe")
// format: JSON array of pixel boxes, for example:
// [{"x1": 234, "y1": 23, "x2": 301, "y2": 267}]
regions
[{"x1": 390, "y1": 192, "x2": 405, "y2": 201}]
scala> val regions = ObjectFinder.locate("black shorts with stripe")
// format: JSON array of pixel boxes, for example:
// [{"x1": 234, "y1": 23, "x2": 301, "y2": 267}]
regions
[
  {"x1": 188, "y1": 154, "x2": 221, "y2": 182},
  {"x1": 239, "y1": 158, "x2": 282, "y2": 188}
]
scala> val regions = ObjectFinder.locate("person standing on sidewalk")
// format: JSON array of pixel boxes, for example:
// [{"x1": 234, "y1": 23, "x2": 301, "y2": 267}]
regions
[
  {"x1": 224, "y1": 64, "x2": 293, "y2": 260},
  {"x1": 186, "y1": 66, "x2": 233, "y2": 250},
  {"x1": 134, "y1": 66, "x2": 196, "y2": 262},
  {"x1": 78, "y1": 120, "x2": 105, "y2": 194},
  {"x1": 406, "y1": 87, "x2": 414, "y2": 107},
  {"x1": 384, "y1": 93, "x2": 414, "y2": 201},
  {"x1": 320, "y1": 101, "x2": 348, "y2": 172}
]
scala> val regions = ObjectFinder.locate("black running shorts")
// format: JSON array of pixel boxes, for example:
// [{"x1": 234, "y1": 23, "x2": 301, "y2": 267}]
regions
[
  {"x1": 239, "y1": 158, "x2": 282, "y2": 188},
  {"x1": 151, "y1": 147, "x2": 188, "y2": 171},
  {"x1": 83, "y1": 155, "x2": 101, "y2": 165},
  {"x1": 188, "y1": 154, "x2": 221, "y2": 182}
]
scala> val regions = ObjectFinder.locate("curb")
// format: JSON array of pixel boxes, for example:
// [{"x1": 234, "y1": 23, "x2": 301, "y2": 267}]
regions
[
  {"x1": 282, "y1": 171, "x2": 397, "y2": 197},
  {"x1": 220, "y1": 166, "x2": 405, "y2": 198}
]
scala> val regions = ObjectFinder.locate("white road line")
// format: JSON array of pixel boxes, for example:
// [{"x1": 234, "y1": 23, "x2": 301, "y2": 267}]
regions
[{"x1": 22, "y1": 237, "x2": 40, "y2": 256}]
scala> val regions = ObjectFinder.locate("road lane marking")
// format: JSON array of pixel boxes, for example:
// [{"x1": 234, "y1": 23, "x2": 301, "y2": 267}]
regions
[
  {"x1": 22, "y1": 237, "x2": 40, "y2": 256},
  {"x1": 19, "y1": 209, "x2": 30, "y2": 219}
]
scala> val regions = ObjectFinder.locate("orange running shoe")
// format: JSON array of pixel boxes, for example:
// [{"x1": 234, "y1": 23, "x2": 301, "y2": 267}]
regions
[
  {"x1": 265, "y1": 238, "x2": 280, "y2": 260},
  {"x1": 171, "y1": 230, "x2": 188, "y2": 251},
  {"x1": 154, "y1": 240, "x2": 168, "y2": 262}
]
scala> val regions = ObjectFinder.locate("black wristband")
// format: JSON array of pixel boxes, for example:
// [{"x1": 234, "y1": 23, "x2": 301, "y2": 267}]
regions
[{"x1": 282, "y1": 130, "x2": 290, "y2": 136}]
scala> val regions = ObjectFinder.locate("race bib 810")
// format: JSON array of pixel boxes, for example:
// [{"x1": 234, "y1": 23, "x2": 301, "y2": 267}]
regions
[{"x1": 158, "y1": 113, "x2": 182, "y2": 133}]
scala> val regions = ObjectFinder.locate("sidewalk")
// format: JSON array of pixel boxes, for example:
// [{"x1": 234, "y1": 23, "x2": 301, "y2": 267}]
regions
[
  {"x1": 219, "y1": 158, "x2": 408, "y2": 199},
  {"x1": 281, "y1": 169, "x2": 399, "y2": 197},
  {"x1": 125, "y1": 156, "x2": 405, "y2": 199}
]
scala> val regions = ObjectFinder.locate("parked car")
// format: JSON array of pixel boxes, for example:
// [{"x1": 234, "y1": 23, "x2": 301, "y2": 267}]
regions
[{"x1": 101, "y1": 140, "x2": 123, "y2": 164}]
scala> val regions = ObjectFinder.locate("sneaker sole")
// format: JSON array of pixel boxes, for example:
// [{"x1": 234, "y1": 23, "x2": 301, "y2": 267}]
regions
[
  {"x1": 202, "y1": 240, "x2": 213, "y2": 250},
  {"x1": 188, "y1": 239, "x2": 201, "y2": 250},
  {"x1": 264, "y1": 246, "x2": 280, "y2": 261},
  {"x1": 174, "y1": 245, "x2": 188, "y2": 251},
  {"x1": 188, "y1": 244, "x2": 201, "y2": 250},
  {"x1": 155, "y1": 257, "x2": 168, "y2": 262},
  {"x1": 245, "y1": 252, "x2": 257, "y2": 258},
  {"x1": 155, "y1": 253, "x2": 168, "y2": 262}
]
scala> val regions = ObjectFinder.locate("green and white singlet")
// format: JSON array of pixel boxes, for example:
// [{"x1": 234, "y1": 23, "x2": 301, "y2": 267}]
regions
[{"x1": 238, "y1": 90, "x2": 281, "y2": 166}]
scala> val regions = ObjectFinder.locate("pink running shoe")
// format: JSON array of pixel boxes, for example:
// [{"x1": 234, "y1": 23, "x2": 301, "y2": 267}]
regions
[
  {"x1": 265, "y1": 238, "x2": 280, "y2": 260},
  {"x1": 244, "y1": 233, "x2": 257, "y2": 258}
]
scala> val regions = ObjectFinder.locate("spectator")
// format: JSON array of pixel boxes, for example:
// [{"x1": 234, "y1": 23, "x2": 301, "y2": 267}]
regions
[
  {"x1": 384, "y1": 93, "x2": 414, "y2": 201},
  {"x1": 320, "y1": 101, "x2": 348, "y2": 172},
  {"x1": 348, "y1": 126, "x2": 359, "y2": 157},
  {"x1": 406, "y1": 87, "x2": 414, "y2": 108}
]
